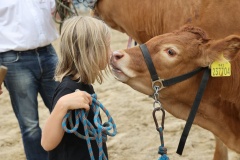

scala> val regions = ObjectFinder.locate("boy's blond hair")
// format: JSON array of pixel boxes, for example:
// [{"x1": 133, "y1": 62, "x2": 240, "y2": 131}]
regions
[{"x1": 55, "y1": 16, "x2": 111, "y2": 84}]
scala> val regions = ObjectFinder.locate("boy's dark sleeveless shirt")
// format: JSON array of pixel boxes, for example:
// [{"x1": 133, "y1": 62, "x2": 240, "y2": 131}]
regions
[{"x1": 48, "y1": 76, "x2": 108, "y2": 160}]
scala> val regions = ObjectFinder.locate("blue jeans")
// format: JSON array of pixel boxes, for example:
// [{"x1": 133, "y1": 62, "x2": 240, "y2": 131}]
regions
[{"x1": 0, "y1": 44, "x2": 59, "y2": 160}]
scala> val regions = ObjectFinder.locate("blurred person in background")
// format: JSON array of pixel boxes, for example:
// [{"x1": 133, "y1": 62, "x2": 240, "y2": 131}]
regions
[{"x1": 0, "y1": 0, "x2": 59, "y2": 159}]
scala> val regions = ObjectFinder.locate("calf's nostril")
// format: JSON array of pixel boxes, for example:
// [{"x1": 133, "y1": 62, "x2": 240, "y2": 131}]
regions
[
  {"x1": 115, "y1": 55, "x2": 123, "y2": 60},
  {"x1": 113, "y1": 51, "x2": 124, "y2": 60}
]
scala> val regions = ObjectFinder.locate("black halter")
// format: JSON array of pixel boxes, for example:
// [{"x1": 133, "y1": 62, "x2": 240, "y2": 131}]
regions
[
  {"x1": 139, "y1": 44, "x2": 207, "y2": 90},
  {"x1": 139, "y1": 44, "x2": 210, "y2": 155}
]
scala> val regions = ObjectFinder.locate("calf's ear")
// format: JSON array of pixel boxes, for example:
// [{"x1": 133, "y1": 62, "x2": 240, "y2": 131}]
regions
[
  {"x1": 180, "y1": 25, "x2": 209, "y2": 41},
  {"x1": 201, "y1": 35, "x2": 240, "y2": 65}
]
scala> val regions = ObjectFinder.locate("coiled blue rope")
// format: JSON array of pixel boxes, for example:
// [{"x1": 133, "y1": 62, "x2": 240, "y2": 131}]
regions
[{"x1": 62, "y1": 94, "x2": 117, "y2": 160}]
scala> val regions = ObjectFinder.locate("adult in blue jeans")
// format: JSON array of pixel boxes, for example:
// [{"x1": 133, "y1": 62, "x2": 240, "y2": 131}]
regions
[{"x1": 0, "y1": 0, "x2": 59, "y2": 159}]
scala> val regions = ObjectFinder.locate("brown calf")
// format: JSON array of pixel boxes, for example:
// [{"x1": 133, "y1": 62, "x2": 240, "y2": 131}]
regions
[{"x1": 110, "y1": 25, "x2": 240, "y2": 160}]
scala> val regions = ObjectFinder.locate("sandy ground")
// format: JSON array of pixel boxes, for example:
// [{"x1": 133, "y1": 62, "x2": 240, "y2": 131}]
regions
[{"x1": 0, "y1": 15, "x2": 240, "y2": 160}]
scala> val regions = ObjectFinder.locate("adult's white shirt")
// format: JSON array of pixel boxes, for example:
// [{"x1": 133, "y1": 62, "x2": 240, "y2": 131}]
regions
[{"x1": 0, "y1": 0, "x2": 59, "y2": 52}]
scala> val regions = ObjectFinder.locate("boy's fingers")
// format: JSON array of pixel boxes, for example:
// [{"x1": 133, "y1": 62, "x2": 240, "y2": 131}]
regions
[
  {"x1": 75, "y1": 89, "x2": 92, "y2": 105},
  {"x1": 83, "y1": 104, "x2": 90, "y2": 111},
  {"x1": 85, "y1": 93, "x2": 92, "y2": 105}
]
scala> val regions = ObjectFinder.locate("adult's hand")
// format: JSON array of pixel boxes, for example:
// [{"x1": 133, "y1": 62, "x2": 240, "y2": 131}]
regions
[{"x1": 0, "y1": 66, "x2": 8, "y2": 95}]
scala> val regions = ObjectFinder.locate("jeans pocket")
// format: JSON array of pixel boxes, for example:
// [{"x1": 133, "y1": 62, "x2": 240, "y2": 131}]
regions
[{"x1": 0, "y1": 51, "x2": 19, "y2": 64}]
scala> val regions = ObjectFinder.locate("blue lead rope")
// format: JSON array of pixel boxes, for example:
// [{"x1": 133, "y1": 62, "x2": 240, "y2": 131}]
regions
[
  {"x1": 62, "y1": 94, "x2": 117, "y2": 160},
  {"x1": 152, "y1": 106, "x2": 170, "y2": 160},
  {"x1": 158, "y1": 127, "x2": 169, "y2": 160}
]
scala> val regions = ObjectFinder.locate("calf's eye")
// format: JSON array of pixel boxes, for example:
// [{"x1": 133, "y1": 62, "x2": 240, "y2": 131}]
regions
[{"x1": 167, "y1": 49, "x2": 176, "y2": 56}]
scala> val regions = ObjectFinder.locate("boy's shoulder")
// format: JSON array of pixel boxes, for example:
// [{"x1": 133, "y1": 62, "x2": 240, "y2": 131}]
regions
[{"x1": 59, "y1": 76, "x2": 94, "y2": 94}]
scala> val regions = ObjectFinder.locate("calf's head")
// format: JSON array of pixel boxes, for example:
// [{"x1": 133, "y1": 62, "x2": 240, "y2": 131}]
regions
[{"x1": 110, "y1": 25, "x2": 240, "y2": 96}]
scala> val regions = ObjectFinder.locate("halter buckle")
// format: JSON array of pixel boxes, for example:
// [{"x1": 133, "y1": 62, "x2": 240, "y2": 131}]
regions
[{"x1": 152, "y1": 79, "x2": 165, "y2": 91}]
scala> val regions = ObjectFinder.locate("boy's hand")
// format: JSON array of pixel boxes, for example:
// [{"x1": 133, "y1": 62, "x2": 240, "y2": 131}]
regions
[{"x1": 58, "y1": 90, "x2": 92, "y2": 111}]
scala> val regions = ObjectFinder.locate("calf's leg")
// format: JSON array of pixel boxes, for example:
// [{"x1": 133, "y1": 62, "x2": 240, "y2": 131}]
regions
[{"x1": 213, "y1": 136, "x2": 228, "y2": 160}]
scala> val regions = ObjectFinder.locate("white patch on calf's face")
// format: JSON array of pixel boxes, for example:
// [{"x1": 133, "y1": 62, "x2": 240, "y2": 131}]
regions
[
  {"x1": 112, "y1": 72, "x2": 129, "y2": 82},
  {"x1": 119, "y1": 64, "x2": 137, "y2": 78},
  {"x1": 110, "y1": 50, "x2": 137, "y2": 82}
]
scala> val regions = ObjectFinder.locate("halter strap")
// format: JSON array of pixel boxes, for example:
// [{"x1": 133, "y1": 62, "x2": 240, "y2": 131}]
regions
[
  {"x1": 139, "y1": 44, "x2": 159, "y2": 81},
  {"x1": 139, "y1": 44, "x2": 207, "y2": 90},
  {"x1": 139, "y1": 43, "x2": 210, "y2": 155}
]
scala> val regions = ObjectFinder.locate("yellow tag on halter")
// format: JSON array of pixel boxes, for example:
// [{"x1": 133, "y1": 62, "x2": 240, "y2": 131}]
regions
[{"x1": 210, "y1": 54, "x2": 231, "y2": 77}]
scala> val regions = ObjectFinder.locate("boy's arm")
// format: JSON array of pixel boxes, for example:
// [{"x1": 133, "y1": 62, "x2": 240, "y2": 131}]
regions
[{"x1": 41, "y1": 90, "x2": 91, "y2": 151}]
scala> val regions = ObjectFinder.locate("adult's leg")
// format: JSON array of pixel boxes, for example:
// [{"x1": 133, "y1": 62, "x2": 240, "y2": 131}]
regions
[
  {"x1": 1, "y1": 50, "x2": 48, "y2": 160},
  {"x1": 37, "y1": 44, "x2": 59, "y2": 112}
]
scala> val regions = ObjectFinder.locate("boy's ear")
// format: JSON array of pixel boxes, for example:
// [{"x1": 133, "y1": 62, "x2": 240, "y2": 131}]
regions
[{"x1": 199, "y1": 35, "x2": 240, "y2": 66}]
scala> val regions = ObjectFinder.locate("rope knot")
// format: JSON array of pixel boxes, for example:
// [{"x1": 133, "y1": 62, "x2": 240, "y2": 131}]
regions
[
  {"x1": 158, "y1": 146, "x2": 167, "y2": 155},
  {"x1": 158, "y1": 146, "x2": 169, "y2": 160}
]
